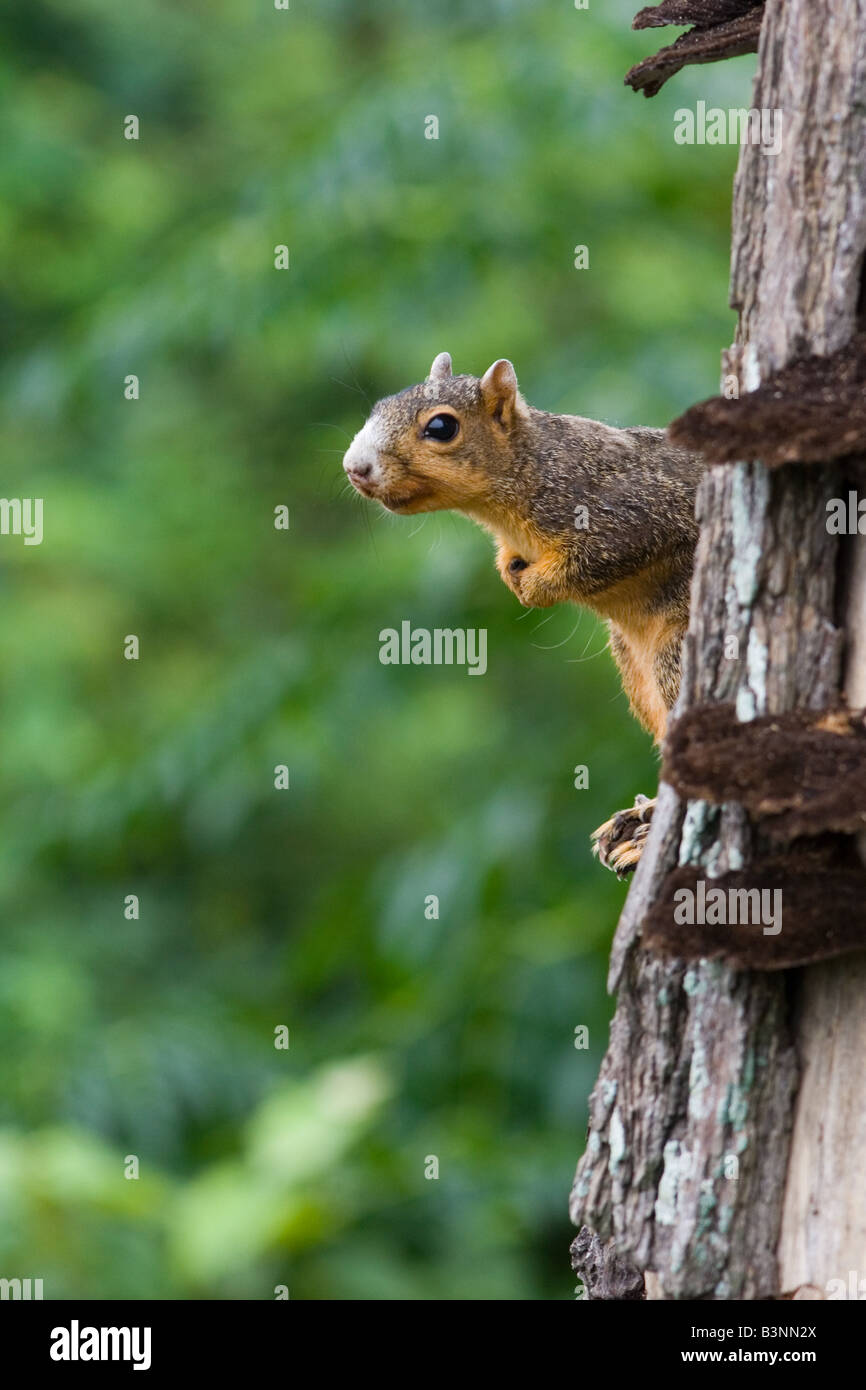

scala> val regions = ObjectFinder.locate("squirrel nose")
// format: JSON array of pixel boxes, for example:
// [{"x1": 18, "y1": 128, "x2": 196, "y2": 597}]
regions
[{"x1": 343, "y1": 421, "x2": 382, "y2": 488}]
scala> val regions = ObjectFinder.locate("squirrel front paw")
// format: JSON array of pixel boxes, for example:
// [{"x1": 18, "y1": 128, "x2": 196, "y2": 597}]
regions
[
  {"x1": 591, "y1": 795, "x2": 656, "y2": 878},
  {"x1": 496, "y1": 548, "x2": 559, "y2": 608}
]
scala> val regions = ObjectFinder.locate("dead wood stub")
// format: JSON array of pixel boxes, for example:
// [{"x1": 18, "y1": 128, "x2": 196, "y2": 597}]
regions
[
  {"x1": 663, "y1": 703, "x2": 866, "y2": 839},
  {"x1": 626, "y1": 8, "x2": 763, "y2": 97},
  {"x1": 633, "y1": 0, "x2": 761, "y2": 27},
  {"x1": 570, "y1": 1227, "x2": 646, "y2": 1301},
  {"x1": 643, "y1": 852, "x2": 866, "y2": 969},
  {"x1": 669, "y1": 333, "x2": 866, "y2": 467}
]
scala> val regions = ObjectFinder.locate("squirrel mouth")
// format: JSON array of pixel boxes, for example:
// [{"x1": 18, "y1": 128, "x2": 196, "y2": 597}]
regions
[
  {"x1": 347, "y1": 475, "x2": 379, "y2": 499},
  {"x1": 380, "y1": 489, "x2": 431, "y2": 512},
  {"x1": 346, "y1": 469, "x2": 430, "y2": 511}
]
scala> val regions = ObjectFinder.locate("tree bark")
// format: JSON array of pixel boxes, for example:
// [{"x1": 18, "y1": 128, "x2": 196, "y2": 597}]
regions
[{"x1": 571, "y1": 0, "x2": 866, "y2": 1299}]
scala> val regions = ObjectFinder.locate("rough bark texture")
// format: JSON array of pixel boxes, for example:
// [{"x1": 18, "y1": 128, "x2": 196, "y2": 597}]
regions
[
  {"x1": 572, "y1": 0, "x2": 866, "y2": 1300},
  {"x1": 569, "y1": 1228, "x2": 645, "y2": 1301},
  {"x1": 778, "y1": 449, "x2": 866, "y2": 1285}
]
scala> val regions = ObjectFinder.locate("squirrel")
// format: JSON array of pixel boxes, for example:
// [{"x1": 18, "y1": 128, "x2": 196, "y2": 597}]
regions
[{"x1": 343, "y1": 353, "x2": 704, "y2": 874}]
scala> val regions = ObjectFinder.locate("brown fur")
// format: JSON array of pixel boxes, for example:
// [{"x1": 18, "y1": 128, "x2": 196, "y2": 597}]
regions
[{"x1": 343, "y1": 354, "x2": 704, "y2": 743}]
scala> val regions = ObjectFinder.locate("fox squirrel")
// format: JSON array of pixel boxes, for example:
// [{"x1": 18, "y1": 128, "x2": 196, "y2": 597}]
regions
[{"x1": 343, "y1": 353, "x2": 703, "y2": 874}]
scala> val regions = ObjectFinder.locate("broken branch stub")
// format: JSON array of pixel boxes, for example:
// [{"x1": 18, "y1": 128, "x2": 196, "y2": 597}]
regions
[
  {"x1": 663, "y1": 703, "x2": 866, "y2": 840},
  {"x1": 626, "y1": 3, "x2": 764, "y2": 97},
  {"x1": 669, "y1": 333, "x2": 866, "y2": 468}
]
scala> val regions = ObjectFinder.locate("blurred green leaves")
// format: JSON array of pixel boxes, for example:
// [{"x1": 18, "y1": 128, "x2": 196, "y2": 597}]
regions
[
  {"x1": 0, "y1": 0, "x2": 752, "y2": 1297},
  {"x1": 0, "y1": 1058, "x2": 391, "y2": 1297},
  {"x1": 171, "y1": 1057, "x2": 392, "y2": 1286}
]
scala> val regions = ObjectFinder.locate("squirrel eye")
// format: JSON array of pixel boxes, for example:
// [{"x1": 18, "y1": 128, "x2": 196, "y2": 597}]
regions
[{"x1": 423, "y1": 413, "x2": 459, "y2": 442}]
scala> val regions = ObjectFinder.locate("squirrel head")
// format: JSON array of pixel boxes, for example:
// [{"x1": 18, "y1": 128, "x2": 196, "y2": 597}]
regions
[{"x1": 343, "y1": 352, "x2": 529, "y2": 514}]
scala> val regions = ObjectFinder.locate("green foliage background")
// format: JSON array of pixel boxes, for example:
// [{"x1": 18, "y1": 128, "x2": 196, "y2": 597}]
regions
[{"x1": 0, "y1": 0, "x2": 749, "y2": 1298}]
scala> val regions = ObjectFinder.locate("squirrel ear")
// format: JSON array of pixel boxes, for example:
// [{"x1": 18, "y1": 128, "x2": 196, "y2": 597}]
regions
[
  {"x1": 480, "y1": 359, "x2": 519, "y2": 426},
  {"x1": 428, "y1": 351, "x2": 453, "y2": 383}
]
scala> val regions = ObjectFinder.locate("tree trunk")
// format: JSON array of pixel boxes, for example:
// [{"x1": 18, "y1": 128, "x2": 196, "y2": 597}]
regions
[{"x1": 571, "y1": 0, "x2": 866, "y2": 1299}]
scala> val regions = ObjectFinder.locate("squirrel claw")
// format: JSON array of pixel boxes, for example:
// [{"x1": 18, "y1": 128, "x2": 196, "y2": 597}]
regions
[{"x1": 591, "y1": 795, "x2": 656, "y2": 878}]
